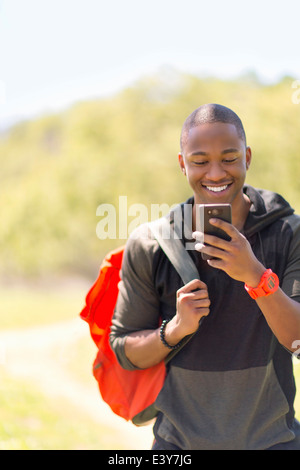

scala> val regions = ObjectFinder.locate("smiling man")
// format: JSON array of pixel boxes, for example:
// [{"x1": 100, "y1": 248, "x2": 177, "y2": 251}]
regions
[{"x1": 110, "y1": 104, "x2": 300, "y2": 450}]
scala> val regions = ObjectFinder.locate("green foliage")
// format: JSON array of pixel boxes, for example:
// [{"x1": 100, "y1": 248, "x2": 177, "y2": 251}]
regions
[{"x1": 0, "y1": 72, "x2": 299, "y2": 279}]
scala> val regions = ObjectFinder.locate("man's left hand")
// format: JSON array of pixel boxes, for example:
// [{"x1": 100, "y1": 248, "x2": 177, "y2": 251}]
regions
[{"x1": 193, "y1": 218, "x2": 265, "y2": 287}]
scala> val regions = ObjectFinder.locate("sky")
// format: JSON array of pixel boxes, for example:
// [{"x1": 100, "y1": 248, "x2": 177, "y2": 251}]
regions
[{"x1": 0, "y1": 0, "x2": 299, "y2": 128}]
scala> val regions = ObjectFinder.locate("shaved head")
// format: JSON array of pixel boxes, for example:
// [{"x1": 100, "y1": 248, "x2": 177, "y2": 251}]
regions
[{"x1": 180, "y1": 104, "x2": 246, "y2": 154}]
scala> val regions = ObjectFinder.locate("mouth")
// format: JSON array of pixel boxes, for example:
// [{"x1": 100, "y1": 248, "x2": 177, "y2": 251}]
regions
[{"x1": 202, "y1": 183, "x2": 232, "y2": 193}]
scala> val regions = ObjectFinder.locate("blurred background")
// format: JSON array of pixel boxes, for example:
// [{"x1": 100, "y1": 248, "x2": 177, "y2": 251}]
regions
[{"x1": 0, "y1": 0, "x2": 299, "y2": 450}]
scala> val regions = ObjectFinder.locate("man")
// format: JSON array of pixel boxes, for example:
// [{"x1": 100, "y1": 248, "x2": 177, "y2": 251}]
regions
[{"x1": 110, "y1": 104, "x2": 300, "y2": 450}]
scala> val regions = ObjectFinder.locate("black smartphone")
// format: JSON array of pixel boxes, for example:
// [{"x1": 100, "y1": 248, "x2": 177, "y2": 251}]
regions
[{"x1": 198, "y1": 204, "x2": 232, "y2": 260}]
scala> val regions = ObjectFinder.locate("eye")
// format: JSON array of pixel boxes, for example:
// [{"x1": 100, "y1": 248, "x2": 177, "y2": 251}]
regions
[
  {"x1": 193, "y1": 160, "x2": 208, "y2": 166},
  {"x1": 223, "y1": 157, "x2": 238, "y2": 164}
]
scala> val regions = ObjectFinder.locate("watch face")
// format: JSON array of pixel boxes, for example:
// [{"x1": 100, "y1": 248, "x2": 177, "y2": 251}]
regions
[{"x1": 267, "y1": 274, "x2": 277, "y2": 291}]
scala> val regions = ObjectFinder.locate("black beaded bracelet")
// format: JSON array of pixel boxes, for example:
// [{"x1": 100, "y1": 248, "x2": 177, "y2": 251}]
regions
[{"x1": 159, "y1": 319, "x2": 183, "y2": 350}]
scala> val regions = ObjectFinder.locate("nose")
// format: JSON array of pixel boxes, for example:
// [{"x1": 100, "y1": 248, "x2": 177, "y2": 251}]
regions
[{"x1": 205, "y1": 162, "x2": 227, "y2": 181}]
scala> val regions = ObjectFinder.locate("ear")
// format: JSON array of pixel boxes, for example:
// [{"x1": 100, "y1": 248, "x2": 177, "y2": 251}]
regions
[
  {"x1": 178, "y1": 153, "x2": 186, "y2": 175},
  {"x1": 245, "y1": 147, "x2": 252, "y2": 170}
]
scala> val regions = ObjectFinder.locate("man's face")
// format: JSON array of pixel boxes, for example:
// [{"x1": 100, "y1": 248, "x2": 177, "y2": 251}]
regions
[{"x1": 179, "y1": 122, "x2": 251, "y2": 207}]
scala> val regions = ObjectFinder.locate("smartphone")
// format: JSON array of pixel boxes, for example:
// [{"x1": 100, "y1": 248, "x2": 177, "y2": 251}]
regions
[{"x1": 198, "y1": 204, "x2": 232, "y2": 260}]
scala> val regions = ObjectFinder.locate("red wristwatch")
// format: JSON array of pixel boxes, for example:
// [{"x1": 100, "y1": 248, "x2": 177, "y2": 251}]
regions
[{"x1": 244, "y1": 269, "x2": 279, "y2": 300}]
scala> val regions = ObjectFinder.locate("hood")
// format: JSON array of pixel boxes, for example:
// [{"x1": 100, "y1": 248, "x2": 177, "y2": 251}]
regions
[{"x1": 243, "y1": 185, "x2": 294, "y2": 237}]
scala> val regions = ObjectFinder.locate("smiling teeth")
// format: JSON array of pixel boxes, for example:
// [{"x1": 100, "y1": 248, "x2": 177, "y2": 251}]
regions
[{"x1": 206, "y1": 185, "x2": 228, "y2": 192}]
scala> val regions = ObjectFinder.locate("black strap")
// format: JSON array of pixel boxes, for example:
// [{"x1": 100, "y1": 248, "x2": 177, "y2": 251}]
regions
[{"x1": 148, "y1": 204, "x2": 203, "y2": 363}]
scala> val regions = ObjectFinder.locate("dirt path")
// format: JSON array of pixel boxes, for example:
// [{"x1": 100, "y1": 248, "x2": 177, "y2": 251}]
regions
[{"x1": 0, "y1": 318, "x2": 154, "y2": 450}]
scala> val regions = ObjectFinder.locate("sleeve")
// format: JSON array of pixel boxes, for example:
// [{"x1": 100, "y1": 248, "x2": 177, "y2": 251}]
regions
[
  {"x1": 109, "y1": 223, "x2": 161, "y2": 370},
  {"x1": 281, "y1": 214, "x2": 300, "y2": 303}
]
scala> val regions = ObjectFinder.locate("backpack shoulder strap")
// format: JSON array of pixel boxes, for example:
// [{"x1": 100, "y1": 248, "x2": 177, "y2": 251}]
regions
[
  {"x1": 148, "y1": 204, "x2": 199, "y2": 285},
  {"x1": 148, "y1": 204, "x2": 203, "y2": 362}
]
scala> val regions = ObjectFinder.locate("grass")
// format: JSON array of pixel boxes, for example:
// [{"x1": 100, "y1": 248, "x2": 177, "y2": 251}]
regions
[
  {"x1": 0, "y1": 282, "x2": 134, "y2": 450},
  {"x1": 0, "y1": 371, "x2": 127, "y2": 450}
]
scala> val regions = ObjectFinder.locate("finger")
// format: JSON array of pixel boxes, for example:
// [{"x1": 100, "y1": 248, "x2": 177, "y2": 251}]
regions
[
  {"x1": 195, "y1": 242, "x2": 205, "y2": 252},
  {"x1": 192, "y1": 231, "x2": 204, "y2": 243},
  {"x1": 195, "y1": 241, "x2": 228, "y2": 262},
  {"x1": 200, "y1": 308, "x2": 210, "y2": 317},
  {"x1": 194, "y1": 228, "x2": 231, "y2": 251},
  {"x1": 178, "y1": 278, "x2": 208, "y2": 293},
  {"x1": 179, "y1": 294, "x2": 210, "y2": 307},
  {"x1": 193, "y1": 297, "x2": 211, "y2": 308},
  {"x1": 207, "y1": 258, "x2": 223, "y2": 270},
  {"x1": 209, "y1": 218, "x2": 237, "y2": 238},
  {"x1": 186, "y1": 289, "x2": 209, "y2": 300},
  {"x1": 194, "y1": 306, "x2": 210, "y2": 317},
  {"x1": 195, "y1": 239, "x2": 223, "y2": 255},
  {"x1": 201, "y1": 233, "x2": 228, "y2": 249}
]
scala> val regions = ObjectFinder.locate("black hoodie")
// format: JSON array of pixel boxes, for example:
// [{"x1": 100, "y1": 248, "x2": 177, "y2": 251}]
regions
[{"x1": 111, "y1": 185, "x2": 300, "y2": 450}]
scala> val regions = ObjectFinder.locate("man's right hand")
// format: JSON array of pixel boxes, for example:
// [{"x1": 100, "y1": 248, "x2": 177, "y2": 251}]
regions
[
  {"x1": 165, "y1": 279, "x2": 210, "y2": 345},
  {"x1": 124, "y1": 279, "x2": 210, "y2": 368}
]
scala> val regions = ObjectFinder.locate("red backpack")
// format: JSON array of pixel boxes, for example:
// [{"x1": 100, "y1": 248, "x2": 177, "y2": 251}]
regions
[
  {"x1": 79, "y1": 246, "x2": 166, "y2": 425},
  {"x1": 79, "y1": 210, "x2": 200, "y2": 425}
]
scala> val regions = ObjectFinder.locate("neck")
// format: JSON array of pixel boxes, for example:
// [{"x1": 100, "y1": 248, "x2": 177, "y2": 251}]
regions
[{"x1": 231, "y1": 193, "x2": 251, "y2": 231}]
